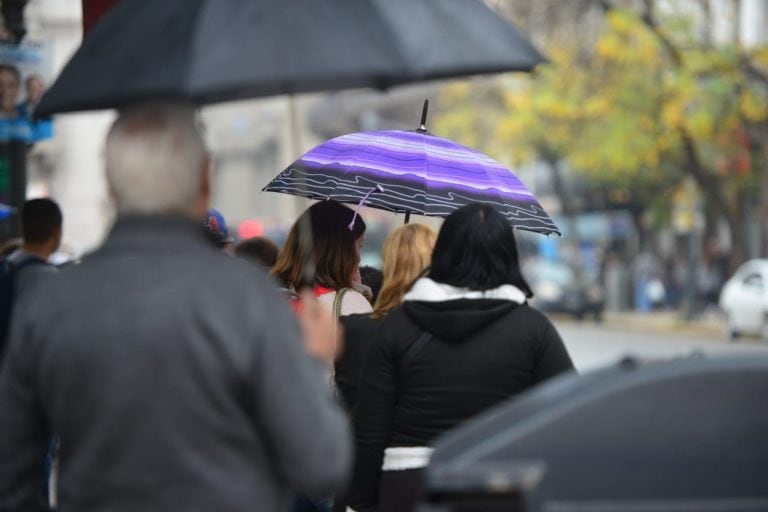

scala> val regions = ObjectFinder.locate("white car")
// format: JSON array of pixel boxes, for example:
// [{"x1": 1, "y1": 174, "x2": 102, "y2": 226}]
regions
[{"x1": 719, "y1": 258, "x2": 768, "y2": 342}]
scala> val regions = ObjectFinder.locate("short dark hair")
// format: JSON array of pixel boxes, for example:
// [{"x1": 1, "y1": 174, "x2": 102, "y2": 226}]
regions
[
  {"x1": 359, "y1": 265, "x2": 383, "y2": 303},
  {"x1": 429, "y1": 203, "x2": 532, "y2": 296},
  {"x1": 21, "y1": 198, "x2": 62, "y2": 245},
  {"x1": 272, "y1": 200, "x2": 365, "y2": 290},
  {"x1": 234, "y1": 236, "x2": 279, "y2": 269}
]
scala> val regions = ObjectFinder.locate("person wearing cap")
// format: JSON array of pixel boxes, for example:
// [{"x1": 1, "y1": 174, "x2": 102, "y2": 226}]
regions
[{"x1": 204, "y1": 208, "x2": 235, "y2": 252}]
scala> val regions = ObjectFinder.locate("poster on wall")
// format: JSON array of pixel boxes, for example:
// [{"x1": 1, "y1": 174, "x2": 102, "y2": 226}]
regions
[{"x1": 0, "y1": 39, "x2": 53, "y2": 143}]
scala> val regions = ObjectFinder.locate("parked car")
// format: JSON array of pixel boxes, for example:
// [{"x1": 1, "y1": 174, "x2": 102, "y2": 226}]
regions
[
  {"x1": 719, "y1": 258, "x2": 768, "y2": 342},
  {"x1": 524, "y1": 259, "x2": 605, "y2": 321},
  {"x1": 424, "y1": 356, "x2": 768, "y2": 512}
]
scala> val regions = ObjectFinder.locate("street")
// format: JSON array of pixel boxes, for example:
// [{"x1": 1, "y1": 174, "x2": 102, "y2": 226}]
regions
[{"x1": 552, "y1": 318, "x2": 768, "y2": 372}]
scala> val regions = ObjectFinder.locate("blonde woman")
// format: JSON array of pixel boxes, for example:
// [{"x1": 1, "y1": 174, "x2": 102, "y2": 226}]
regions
[
  {"x1": 332, "y1": 223, "x2": 435, "y2": 512},
  {"x1": 334, "y1": 223, "x2": 437, "y2": 411}
]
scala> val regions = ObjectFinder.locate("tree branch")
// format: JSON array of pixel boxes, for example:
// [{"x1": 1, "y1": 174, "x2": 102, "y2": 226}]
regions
[
  {"x1": 625, "y1": 0, "x2": 737, "y2": 224},
  {"x1": 740, "y1": 55, "x2": 768, "y2": 90}
]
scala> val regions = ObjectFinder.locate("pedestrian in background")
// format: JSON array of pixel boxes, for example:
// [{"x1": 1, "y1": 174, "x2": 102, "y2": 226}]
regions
[
  {"x1": 0, "y1": 102, "x2": 350, "y2": 512},
  {"x1": 0, "y1": 197, "x2": 62, "y2": 362},
  {"x1": 234, "y1": 236, "x2": 280, "y2": 269},
  {"x1": 358, "y1": 265, "x2": 384, "y2": 304},
  {"x1": 332, "y1": 223, "x2": 436, "y2": 512},
  {"x1": 203, "y1": 208, "x2": 234, "y2": 252}
]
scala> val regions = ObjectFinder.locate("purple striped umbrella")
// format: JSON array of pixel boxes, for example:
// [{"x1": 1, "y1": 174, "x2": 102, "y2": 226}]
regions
[{"x1": 263, "y1": 109, "x2": 560, "y2": 236}]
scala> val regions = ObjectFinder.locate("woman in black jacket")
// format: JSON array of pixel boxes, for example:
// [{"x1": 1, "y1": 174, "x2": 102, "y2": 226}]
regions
[{"x1": 347, "y1": 203, "x2": 575, "y2": 512}]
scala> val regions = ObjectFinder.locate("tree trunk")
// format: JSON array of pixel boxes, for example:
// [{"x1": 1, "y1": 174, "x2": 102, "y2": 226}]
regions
[
  {"x1": 728, "y1": 193, "x2": 751, "y2": 274},
  {"x1": 542, "y1": 154, "x2": 579, "y2": 243}
]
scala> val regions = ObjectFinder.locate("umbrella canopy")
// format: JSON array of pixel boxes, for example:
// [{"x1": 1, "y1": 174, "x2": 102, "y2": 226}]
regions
[
  {"x1": 262, "y1": 125, "x2": 560, "y2": 236},
  {"x1": 36, "y1": 0, "x2": 544, "y2": 117},
  {"x1": 425, "y1": 356, "x2": 768, "y2": 511}
]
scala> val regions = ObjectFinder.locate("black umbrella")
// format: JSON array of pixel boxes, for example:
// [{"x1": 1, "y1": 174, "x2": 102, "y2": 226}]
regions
[
  {"x1": 36, "y1": 0, "x2": 544, "y2": 117},
  {"x1": 425, "y1": 356, "x2": 768, "y2": 512}
]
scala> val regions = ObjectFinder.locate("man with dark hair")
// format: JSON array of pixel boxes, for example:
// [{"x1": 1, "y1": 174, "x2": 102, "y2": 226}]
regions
[
  {"x1": 0, "y1": 198, "x2": 62, "y2": 365},
  {"x1": 5, "y1": 197, "x2": 62, "y2": 293}
]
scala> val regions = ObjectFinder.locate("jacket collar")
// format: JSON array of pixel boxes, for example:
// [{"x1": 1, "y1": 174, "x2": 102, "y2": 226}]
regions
[
  {"x1": 403, "y1": 277, "x2": 526, "y2": 304},
  {"x1": 100, "y1": 214, "x2": 215, "y2": 253}
]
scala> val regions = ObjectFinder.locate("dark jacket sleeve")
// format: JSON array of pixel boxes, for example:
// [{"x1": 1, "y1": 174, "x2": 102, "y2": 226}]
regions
[
  {"x1": 531, "y1": 312, "x2": 576, "y2": 383},
  {"x1": 346, "y1": 325, "x2": 399, "y2": 512}
]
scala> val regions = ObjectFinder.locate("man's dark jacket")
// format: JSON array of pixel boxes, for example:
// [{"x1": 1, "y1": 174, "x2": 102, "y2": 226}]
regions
[{"x1": 0, "y1": 216, "x2": 351, "y2": 512}]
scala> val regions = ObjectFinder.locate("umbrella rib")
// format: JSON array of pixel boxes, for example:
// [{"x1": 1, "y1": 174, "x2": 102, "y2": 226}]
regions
[
  {"x1": 418, "y1": 132, "x2": 431, "y2": 217},
  {"x1": 364, "y1": 0, "x2": 414, "y2": 86}
]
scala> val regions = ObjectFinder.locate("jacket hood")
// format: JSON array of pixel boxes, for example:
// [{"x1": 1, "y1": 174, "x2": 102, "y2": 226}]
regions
[{"x1": 401, "y1": 278, "x2": 525, "y2": 342}]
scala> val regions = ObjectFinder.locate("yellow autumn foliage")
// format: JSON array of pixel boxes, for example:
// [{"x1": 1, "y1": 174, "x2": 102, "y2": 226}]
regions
[
  {"x1": 433, "y1": 5, "x2": 768, "y2": 197},
  {"x1": 739, "y1": 89, "x2": 767, "y2": 122}
]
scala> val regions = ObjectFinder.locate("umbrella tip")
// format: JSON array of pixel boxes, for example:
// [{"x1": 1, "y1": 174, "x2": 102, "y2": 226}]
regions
[{"x1": 417, "y1": 99, "x2": 429, "y2": 133}]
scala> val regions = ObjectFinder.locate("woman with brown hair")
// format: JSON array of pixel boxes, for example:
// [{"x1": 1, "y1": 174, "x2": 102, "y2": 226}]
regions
[
  {"x1": 334, "y1": 223, "x2": 437, "y2": 413},
  {"x1": 272, "y1": 199, "x2": 372, "y2": 320},
  {"x1": 274, "y1": 199, "x2": 372, "y2": 512}
]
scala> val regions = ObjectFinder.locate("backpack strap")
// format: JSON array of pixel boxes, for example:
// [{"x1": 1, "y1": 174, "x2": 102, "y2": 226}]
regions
[
  {"x1": 2, "y1": 255, "x2": 46, "y2": 293},
  {"x1": 0, "y1": 255, "x2": 46, "y2": 364},
  {"x1": 13, "y1": 255, "x2": 46, "y2": 273}
]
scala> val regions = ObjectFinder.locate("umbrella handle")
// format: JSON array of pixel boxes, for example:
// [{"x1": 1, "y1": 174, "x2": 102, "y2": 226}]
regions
[
  {"x1": 348, "y1": 185, "x2": 384, "y2": 231},
  {"x1": 404, "y1": 211, "x2": 411, "y2": 224}
]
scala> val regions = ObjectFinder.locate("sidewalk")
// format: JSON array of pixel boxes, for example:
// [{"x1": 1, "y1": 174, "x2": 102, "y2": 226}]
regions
[
  {"x1": 552, "y1": 309, "x2": 725, "y2": 339},
  {"x1": 601, "y1": 310, "x2": 724, "y2": 338}
]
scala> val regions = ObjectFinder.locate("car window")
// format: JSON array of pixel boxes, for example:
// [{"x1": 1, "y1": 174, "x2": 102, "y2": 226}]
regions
[
  {"x1": 528, "y1": 261, "x2": 574, "y2": 286},
  {"x1": 743, "y1": 273, "x2": 763, "y2": 290}
]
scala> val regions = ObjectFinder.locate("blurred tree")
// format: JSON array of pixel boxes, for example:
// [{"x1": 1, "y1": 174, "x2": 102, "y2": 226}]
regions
[{"x1": 434, "y1": 0, "x2": 768, "y2": 269}]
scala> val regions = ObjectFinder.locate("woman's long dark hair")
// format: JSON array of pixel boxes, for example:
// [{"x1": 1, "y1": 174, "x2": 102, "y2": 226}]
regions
[
  {"x1": 272, "y1": 200, "x2": 366, "y2": 291},
  {"x1": 429, "y1": 203, "x2": 533, "y2": 297}
]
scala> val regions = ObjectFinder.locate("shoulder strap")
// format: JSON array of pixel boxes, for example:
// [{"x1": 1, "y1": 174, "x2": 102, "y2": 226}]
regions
[
  {"x1": 0, "y1": 258, "x2": 13, "y2": 273},
  {"x1": 332, "y1": 287, "x2": 350, "y2": 319},
  {"x1": 401, "y1": 331, "x2": 432, "y2": 368},
  {"x1": 14, "y1": 256, "x2": 46, "y2": 272}
]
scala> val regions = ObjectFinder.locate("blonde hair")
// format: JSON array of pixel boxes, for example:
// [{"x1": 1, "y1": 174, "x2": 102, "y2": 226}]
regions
[{"x1": 372, "y1": 224, "x2": 437, "y2": 319}]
